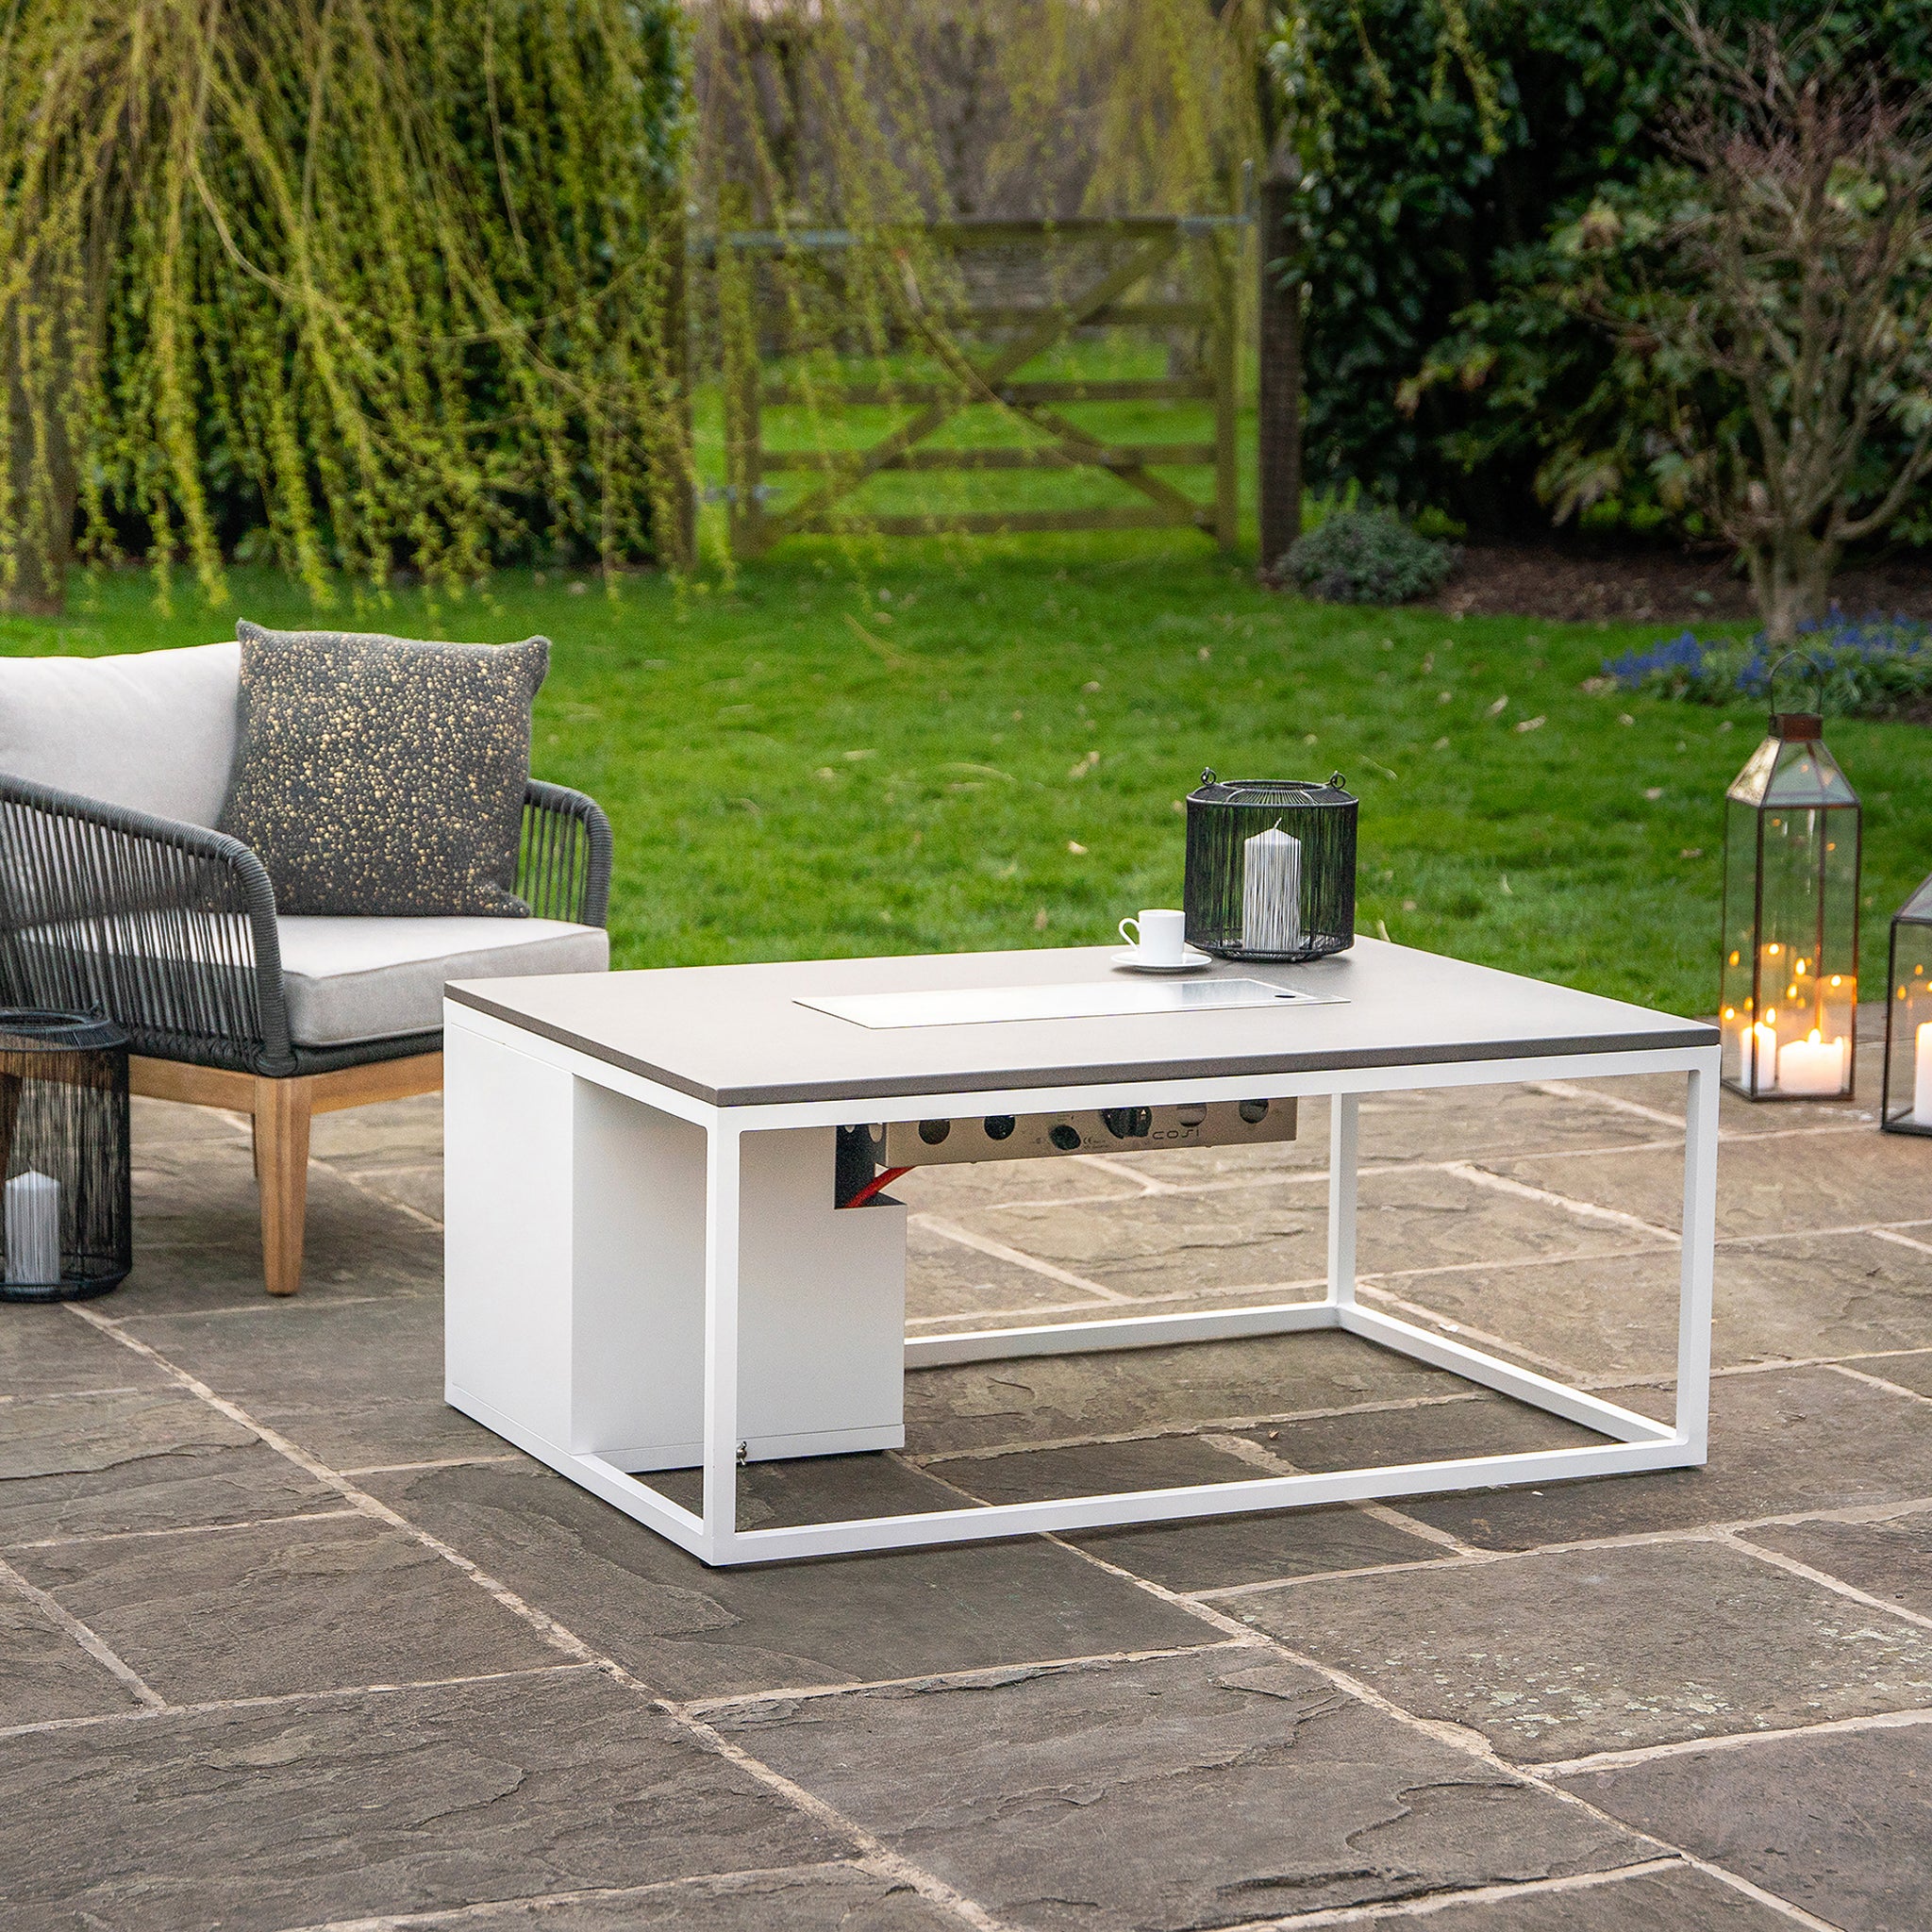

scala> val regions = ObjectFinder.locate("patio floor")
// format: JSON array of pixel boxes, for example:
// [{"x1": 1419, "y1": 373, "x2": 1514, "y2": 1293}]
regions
[{"x1": 5, "y1": 1034, "x2": 1932, "y2": 1930}]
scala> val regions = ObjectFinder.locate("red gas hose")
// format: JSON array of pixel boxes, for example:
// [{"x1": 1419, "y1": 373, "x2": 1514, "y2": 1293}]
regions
[{"x1": 841, "y1": 1164, "x2": 912, "y2": 1208}]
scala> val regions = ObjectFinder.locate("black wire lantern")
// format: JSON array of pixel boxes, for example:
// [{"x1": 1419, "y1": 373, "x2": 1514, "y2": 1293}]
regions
[
  {"x1": 0, "y1": 1010, "x2": 131, "y2": 1302},
  {"x1": 1184, "y1": 770, "x2": 1357, "y2": 962},
  {"x1": 1881, "y1": 873, "x2": 1932, "y2": 1136},
  {"x1": 1717, "y1": 661, "x2": 1861, "y2": 1102}
]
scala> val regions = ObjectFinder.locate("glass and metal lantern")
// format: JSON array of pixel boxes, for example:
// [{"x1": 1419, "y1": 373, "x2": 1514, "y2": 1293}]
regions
[
  {"x1": 1882, "y1": 874, "x2": 1932, "y2": 1135},
  {"x1": 1717, "y1": 697, "x2": 1861, "y2": 1101},
  {"x1": 0, "y1": 1010, "x2": 131, "y2": 1302},
  {"x1": 1184, "y1": 770, "x2": 1357, "y2": 962}
]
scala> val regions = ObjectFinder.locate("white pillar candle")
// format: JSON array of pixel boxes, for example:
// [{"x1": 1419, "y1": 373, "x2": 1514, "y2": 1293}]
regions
[
  {"x1": 5, "y1": 1170, "x2": 60, "y2": 1287},
  {"x1": 1913, "y1": 1021, "x2": 1932, "y2": 1127},
  {"x1": 1738, "y1": 1019, "x2": 1777, "y2": 1091},
  {"x1": 1777, "y1": 1029, "x2": 1846, "y2": 1097},
  {"x1": 1241, "y1": 824, "x2": 1303, "y2": 955}
]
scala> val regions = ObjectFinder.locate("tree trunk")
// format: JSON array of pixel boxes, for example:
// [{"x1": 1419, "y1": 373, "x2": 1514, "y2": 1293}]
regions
[
  {"x1": 1257, "y1": 138, "x2": 1303, "y2": 578},
  {"x1": 1747, "y1": 530, "x2": 1836, "y2": 646}
]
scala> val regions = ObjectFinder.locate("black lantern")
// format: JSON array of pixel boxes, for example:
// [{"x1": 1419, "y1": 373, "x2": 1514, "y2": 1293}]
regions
[
  {"x1": 1717, "y1": 686, "x2": 1860, "y2": 1102},
  {"x1": 1184, "y1": 770, "x2": 1357, "y2": 962},
  {"x1": 0, "y1": 1010, "x2": 131, "y2": 1302},
  {"x1": 1882, "y1": 873, "x2": 1932, "y2": 1136}
]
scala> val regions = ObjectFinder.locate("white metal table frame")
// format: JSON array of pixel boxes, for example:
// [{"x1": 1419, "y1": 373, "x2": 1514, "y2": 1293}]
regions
[{"x1": 449, "y1": 1002, "x2": 1720, "y2": 1568}]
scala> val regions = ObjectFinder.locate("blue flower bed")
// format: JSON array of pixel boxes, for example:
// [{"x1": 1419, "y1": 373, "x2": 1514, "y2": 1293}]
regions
[{"x1": 1606, "y1": 609, "x2": 1932, "y2": 719}]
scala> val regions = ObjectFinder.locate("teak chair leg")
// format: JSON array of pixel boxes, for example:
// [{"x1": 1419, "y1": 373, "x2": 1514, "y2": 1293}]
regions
[{"x1": 254, "y1": 1075, "x2": 313, "y2": 1297}]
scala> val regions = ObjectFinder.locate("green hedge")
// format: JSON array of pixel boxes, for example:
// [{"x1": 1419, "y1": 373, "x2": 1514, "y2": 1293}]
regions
[{"x1": 1281, "y1": 0, "x2": 1932, "y2": 532}]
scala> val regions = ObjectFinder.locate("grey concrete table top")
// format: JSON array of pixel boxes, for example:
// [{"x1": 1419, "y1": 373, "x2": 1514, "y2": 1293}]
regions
[{"x1": 447, "y1": 939, "x2": 1716, "y2": 1109}]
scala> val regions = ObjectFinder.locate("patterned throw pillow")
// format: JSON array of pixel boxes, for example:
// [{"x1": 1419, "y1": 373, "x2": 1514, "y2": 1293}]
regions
[{"x1": 218, "y1": 622, "x2": 550, "y2": 917}]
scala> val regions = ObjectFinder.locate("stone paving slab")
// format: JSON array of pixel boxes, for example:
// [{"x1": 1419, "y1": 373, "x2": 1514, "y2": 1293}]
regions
[
  {"x1": 1241, "y1": 1539, "x2": 1932, "y2": 1763},
  {"x1": 1559, "y1": 1721, "x2": 1932, "y2": 1932},
  {"x1": 1377, "y1": 1230, "x2": 1932, "y2": 1383},
  {"x1": 319, "y1": 1862, "x2": 968, "y2": 1930},
  {"x1": 12, "y1": 1512, "x2": 563, "y2": 1705},
  {"x1": 0, "y1": 1668, "x2": 844, "y2": 1932},
  {"x1": 646, "y1": 1449, "x2": 972, "y2": 1530},
  {"x1": 1743, "y1": 1508, "x2": 1932, "y2": 1621},
  {"x1": 1375, "y1": 1863, "x2": 1802, "y2": 1929},
  {"x1": 0, "y1": 1304, "x2": 174, "y2": 1399},
  {"x1": 0, "y1": 1388, "x2": 334, "y2": 1546},
  {"x1": 0, "y1": 1443, "x2": 338, "y2": 1548},
  {"x1": 1073, "y1": 1501, "x2": 1451, "y2": 1594},
  {"x1": 308, "y1": 1091, "x2": 443, "y2": 1166},
  {"x1": 130, "y1": 1124, "x2": 444, "y2": 1315},
  {"x1": 903, "y1": 1330, "x2": 1466, "y2": 1457},
  {"x1": 1864, "y1": 1348, "x2": 1932, "y2": 1398},
  {"x1": 930, "y1": 1430, "x2": 1272, "y2": 1507},
  {"x1": 362, "y1": 1459, "x2": 1220, "y2": 1702},
  {"x1": 934, "y1": 1163, "x2": 1651, "y2": 1304},
  {"x1": 1488, "y1": 1127, "x2": 1930, "y2": 1242},
  {"x1": 941, "y1": 1178, "x2": 1329, "y2": 1301},
  {"x1": 1231, "y1": 1387, "x2": 1599, "y2": 1473},
  {"x1": 902, "y1": 1216, "x2": 1105, "y2": 1323},
  {"x1": 0, "y1": 1388, "x2": 252, "y2": 1481},
  {"x1": 124, "y1": 1295, "x2": 502, "y2": 1473},
  {"x1": 330, "y1": 1160, "x2": 443, "y2": 1225},
  {"x1": 0, "y1": 1590, "x2": 144, "y2": 1727},
  {"x1": 121, "y1": 1234, "x2": 421, "y2": 1313},
  {"x1": 891, "y1": 1158, "x2": 1145, "y2": 1217},
  {"x1": 905, "y1": 1276, "x2": 1356, "y2": 1340},
  {"x1": 708, "y1": 1648, "x2": 1656, "y2": 1931},
  {"x1": 1403, "y1": 1365, "x2": 1932, "y2": 1549}
]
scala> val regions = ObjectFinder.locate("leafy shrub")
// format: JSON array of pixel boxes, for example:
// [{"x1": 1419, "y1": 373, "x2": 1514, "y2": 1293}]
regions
[
  {"x1": 1411, "y1": 28, "x2": 1932, "y2": 642},
  {"x1": 1280, "y1": 508, "x2": 1458, "y2": 605},
  {"x1": 1605, "y1": 611, "x2": 1932, "y2": 720},
  {"x1": 1267, "y1": 0, "x2": 1932, "y2": 530}
]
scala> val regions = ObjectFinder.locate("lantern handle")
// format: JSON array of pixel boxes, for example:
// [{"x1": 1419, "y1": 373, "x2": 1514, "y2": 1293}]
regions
[
  {"x1": 1765, "y1": 649, "x2": 1825, "y2": 724},
  {"x1": 1201, "y1": 766, "x2": 1217, "y2": 786}
]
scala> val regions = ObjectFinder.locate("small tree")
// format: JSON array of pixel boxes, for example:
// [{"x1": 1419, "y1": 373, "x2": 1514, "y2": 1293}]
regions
[{"x1": 1644, "y1": 13, "x2": 1932, "y2": 641}]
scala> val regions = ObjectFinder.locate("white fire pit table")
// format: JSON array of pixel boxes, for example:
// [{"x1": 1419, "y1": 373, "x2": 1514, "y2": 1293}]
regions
[{"x1": 443, "y1": 940, "x2": 1719, "y2": 1567}]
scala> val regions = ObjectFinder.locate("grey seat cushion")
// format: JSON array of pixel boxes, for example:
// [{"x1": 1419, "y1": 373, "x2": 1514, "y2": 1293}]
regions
[
  {"x1": 14, "y1": 912, "x2": 608, "y2": 1049},
  {"x1": 0, "y1": 641, "x2": 240, "y2": 826},
  {"x1": 219, "y1": 623, "x2": 549, "y2": 918},
  {"x1": 275, "y1": 916, "x2": 608, "y2": 1045}
]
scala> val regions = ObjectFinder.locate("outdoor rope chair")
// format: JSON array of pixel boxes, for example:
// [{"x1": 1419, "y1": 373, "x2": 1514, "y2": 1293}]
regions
[{"x1": 0, "y1": 640, "x2": 612, "y2": 1295}]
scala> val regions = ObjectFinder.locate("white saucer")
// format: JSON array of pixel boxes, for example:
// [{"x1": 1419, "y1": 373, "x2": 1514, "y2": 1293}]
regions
[{"x1": 1110, "y1": 945, "x2": 1212, "y2": 974}]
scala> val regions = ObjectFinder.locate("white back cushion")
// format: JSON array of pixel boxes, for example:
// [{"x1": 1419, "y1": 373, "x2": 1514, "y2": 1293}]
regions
[{"x1": 0, "y1": 641, "x2": 242, "y2": 828}]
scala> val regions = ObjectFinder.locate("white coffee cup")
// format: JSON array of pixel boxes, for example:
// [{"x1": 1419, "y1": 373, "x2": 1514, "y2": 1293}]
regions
[{"x1": 1120, "y1": 908, "x2": 1187, "y2": 965}]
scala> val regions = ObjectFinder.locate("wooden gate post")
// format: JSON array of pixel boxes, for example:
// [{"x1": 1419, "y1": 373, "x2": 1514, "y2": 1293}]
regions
[
  {"x1": 1209, "y1": 231, "x2": 1238, "y2": 552},
  {"x1": 1257, "y1": 137, "x2": 1304, "y2": 575}
]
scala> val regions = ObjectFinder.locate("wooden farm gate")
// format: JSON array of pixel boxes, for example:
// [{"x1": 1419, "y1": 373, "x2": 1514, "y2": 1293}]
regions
[{"x1": 721, "y1": 216, "x2": 1243, "y2": 558}]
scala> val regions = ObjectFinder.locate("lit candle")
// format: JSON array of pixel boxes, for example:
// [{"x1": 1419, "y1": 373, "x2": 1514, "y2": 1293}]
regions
[
  {"x1": 4, "y1": 1170, "x2": 60, "y2": 1287},
  {"x1": 1777, "y1": 1028, "x2": 1846, "y2": 1096},
  {"x1": 1241, "y1": 823, "x2": 1303, "y2": 954},
  {"x1": 1914, "y1": 1021, "x2": 1932, "y2": 1127},
  {"x1": 1746, "y1": 1020, "x2": 1778, "y2": 1091}
]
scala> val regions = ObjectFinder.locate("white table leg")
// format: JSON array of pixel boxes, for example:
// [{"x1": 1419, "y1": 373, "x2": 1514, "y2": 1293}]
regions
[
  {"x1": 1674, "y1": 1052, "x2": 1720, "y2": 1461},
  {"x1": 1327, "y1": 1091, "x2": 1359, "y2": 1309},
  {"x1": 702, "y1": 1120, "x2": 742, "y2": 1560}
]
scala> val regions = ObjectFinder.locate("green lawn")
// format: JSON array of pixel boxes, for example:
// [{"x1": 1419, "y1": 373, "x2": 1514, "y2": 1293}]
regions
[{"x1": 6, "y1": 533, "x2": 1927, "y2": 1018}]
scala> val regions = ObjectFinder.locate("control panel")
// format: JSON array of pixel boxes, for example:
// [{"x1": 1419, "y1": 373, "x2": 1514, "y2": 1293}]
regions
[{"x1": 835, "y1": 1098, "x2": 1295, "y2": 1205}]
